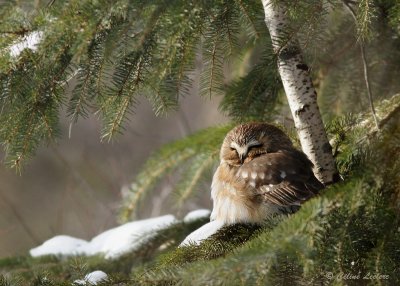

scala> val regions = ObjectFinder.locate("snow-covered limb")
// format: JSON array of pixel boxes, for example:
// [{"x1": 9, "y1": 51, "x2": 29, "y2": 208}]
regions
[
  {"x1": 30, "y1": 210, "x2": 212, "y2": 259},
  {"x1": 29, "y1": 235, "x2": 88, "y2": 257},
  {"x1": 73, "y1": 270, "x2": 108, "y2": 285},
  {"x1": 30, "y1": 215, "x2": 178, "y2": 259},
  {"x1": 183, "y1": 209, "x2": 211, "y2": 223},
  {"x1": 86, "y1": 215, "x2": 178, "y2": 259},
  {"x1": 8, "y1": 31, "x2": 43, "y2": 57},
  {"x1": 180, "y1": 220, "x2": 224, "y2": 247}
]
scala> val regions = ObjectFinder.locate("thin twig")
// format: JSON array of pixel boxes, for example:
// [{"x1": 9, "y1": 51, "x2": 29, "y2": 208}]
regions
[
  {"x1": 60, "y1": 68, "x2": 82, "y2": 139},
  {"x1": 47, "y1": 0, "x2": 56, "y2": 7},
  {"x1": 360, "y1": 40, "x2": 379, "y2": 129},
  {"x1": 343, "y1": 1, "x2": 379, "y2": 130},
  {"x1": 177, "y1": 109, "x2": 191, "y2": 136},
  {"x1": 62, "y1": 68, "x2": 81, "y2": 88}
]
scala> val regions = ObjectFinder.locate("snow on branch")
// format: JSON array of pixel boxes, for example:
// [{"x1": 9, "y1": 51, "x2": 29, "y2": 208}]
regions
[
  {"x1": 8, "y1": 31, "x2": 43, "y2": 57},
  {"x1": 30, "y1": 210, "x2": 212, "y2": 259}
]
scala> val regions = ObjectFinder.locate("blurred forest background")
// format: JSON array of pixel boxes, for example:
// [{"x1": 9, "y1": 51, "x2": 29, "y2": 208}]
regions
[{"x1": 0, "y1": 65, "x2": 227, "y2": 257}]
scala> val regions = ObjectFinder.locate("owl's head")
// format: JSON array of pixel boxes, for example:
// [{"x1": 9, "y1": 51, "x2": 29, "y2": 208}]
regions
[{"x1": 220, "y1": 123, "x2": 293, "y2": 166}]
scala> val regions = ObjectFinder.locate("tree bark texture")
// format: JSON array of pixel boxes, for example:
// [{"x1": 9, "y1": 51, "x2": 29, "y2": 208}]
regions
[{"x1": 261, "y1": 0, "x2": 338, "y2": 184}]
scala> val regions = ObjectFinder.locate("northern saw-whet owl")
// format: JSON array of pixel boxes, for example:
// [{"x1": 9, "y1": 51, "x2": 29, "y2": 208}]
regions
[{"x1": 210, "y1": 122, "x2": 324, "y2": 224}]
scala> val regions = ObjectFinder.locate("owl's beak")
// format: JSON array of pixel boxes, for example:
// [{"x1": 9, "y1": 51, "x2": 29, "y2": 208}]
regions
[
  {"x1": 234, "y1": 145, "x2": 248, "y2": 164},
  {"x1": 239, "y1": 153, "x2": 246, "y2": 164}
]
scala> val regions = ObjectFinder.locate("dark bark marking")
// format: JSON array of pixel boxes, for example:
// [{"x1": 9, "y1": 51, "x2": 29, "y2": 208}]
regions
[
  {"x1": 278, "y1": 46, "x2": 301, "y2": 61},
  {"x1": 296, "y1": 63, "x2": 309, "y2": 71}
]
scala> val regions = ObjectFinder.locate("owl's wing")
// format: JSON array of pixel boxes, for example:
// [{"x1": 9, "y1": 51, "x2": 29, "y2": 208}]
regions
[{"x1": 237, "y1": 149, "x2": 324, "y2": 207}]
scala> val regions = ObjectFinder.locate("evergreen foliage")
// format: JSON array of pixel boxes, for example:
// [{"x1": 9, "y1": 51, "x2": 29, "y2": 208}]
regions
[
  {"x1": 1, "y1": 0, "x2": 400, "y2": 285},
  {"x1": 220, "y1": 47, "x2": 281, "y2": 121},
  {"x1": 0, "y1": 0, "x2": 270, "y2": 169}
]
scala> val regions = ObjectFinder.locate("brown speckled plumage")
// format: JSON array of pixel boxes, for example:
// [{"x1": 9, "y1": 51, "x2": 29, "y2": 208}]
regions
[{"x1": 211, "y1": 122, "x2": 324, "y2": 224}]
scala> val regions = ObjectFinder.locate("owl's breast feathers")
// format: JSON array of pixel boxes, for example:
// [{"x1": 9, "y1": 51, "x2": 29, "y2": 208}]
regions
[{"x1": 211, "y1": 149, "x2": 324, "y2": 224}]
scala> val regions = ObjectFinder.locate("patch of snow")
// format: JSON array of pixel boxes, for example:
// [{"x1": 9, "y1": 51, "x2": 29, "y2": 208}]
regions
[
  {"x1": 73, "y1": 270, "x2": 108, "y2": 285},
  {"x1": 85, "y1": 270, "x2": 108, "y2": 284},
  {"x1": 84, "y1": 215, "x2": 178, "y2": 259},
  {"x1": 9, "y1": 31, "x2": 43, "y2": 57},
  {"x1": 180, "y1": 220, "x2": 225, "y2": 247},
  {"x1": 31, "y1": 210, "x2": 219, "y2": 259},
  {"x1": 183, "y1": 209, "x2": 211, "y2": 223},
  {"x1": 29, "y1": 235, "x2": 88, "y2": 257},
  {"x1": 30, "y1": 215, "x2": 177, "y2": 259}
]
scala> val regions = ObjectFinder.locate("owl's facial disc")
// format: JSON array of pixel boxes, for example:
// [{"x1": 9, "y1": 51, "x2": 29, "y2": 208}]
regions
[{"x1": 230, "y1": 140, "x2": 262, "y2": 164}]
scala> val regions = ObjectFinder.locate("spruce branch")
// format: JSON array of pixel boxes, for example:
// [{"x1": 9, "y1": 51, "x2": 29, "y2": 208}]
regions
[
  {"x1": 199, "y1": 1, "x2": 241, "y2": 98},
  {"x1": 67, "y1": 14, "x2": 124, "y2": 126},
  {"x1": 119, "y1": 124, "x2": 233, "y2": 221},
  {"x1": 223, "y1": 5, "x2": 236, "y2": 57},
  {"x1": 101, "y1": 45, "x2": 152, "y2": 141},
  {"x1": 121, "y1": 149, "x2": 196, "y2": 221},
  {"x1": 68, "y1": 67, "x2": 91, "y2": 123},
  {"x1": 144, "y1": 5, "x2": 200, "y2": 115},
  {"x1": 234, "y1": 0, "x2": 261, "y2": 40},
  {"x1": 174, "y1": 40, "x2": 193, "y2": 97},
  {"x1": 220, "y1": 47, "x2": 280, "y2": 121},
  {"x1": 12, "y1": 111, "x2": 36, "y2": 170},
  {"x1": 205, "y1": 39, "x2": 219, "y2": 99},
  {"x1": 176, "y1": 151, "x2": 218, "y2": 207},
  {"x1": 200, "y1": 20, "x2": 223, "y2": 97}
]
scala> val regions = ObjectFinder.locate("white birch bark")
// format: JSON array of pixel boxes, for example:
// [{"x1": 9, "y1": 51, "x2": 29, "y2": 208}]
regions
[{"x1": 261, "y1": 0, "x2": 338, "y2": 184}]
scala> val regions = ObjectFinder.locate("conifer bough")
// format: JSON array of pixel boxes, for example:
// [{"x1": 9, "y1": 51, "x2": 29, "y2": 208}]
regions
[{"x1": 261, "y1": 0, "x2": 338, "y2": 184}]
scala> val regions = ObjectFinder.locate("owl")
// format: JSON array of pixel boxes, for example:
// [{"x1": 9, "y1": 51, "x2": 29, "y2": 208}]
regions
[{"x1": 210, "y1": 122, "x2": 324, "y2": 224}]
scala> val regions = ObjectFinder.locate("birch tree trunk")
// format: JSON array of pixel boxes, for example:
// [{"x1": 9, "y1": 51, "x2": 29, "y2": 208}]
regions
[{"x1": 261, "y1": 0, "x2": 338, "y2": 184}]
